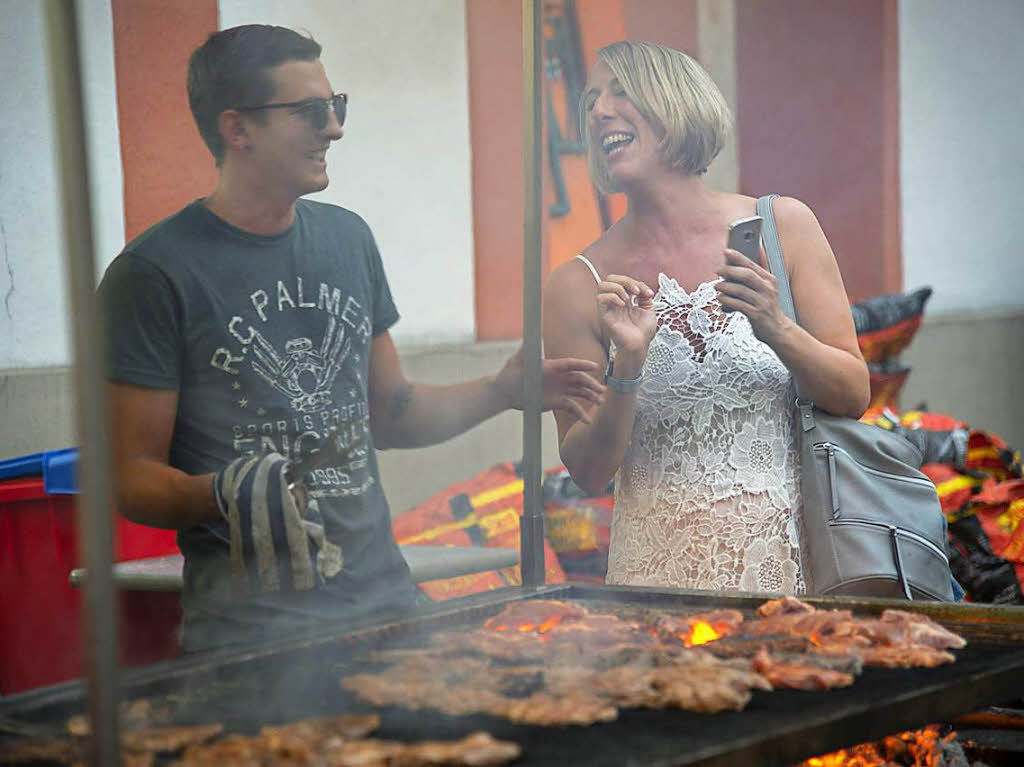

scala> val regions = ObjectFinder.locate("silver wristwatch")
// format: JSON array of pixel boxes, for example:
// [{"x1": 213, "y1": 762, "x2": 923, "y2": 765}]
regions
[{"x1": 604, "y1": 369, "x2": 643, "y2": 393}]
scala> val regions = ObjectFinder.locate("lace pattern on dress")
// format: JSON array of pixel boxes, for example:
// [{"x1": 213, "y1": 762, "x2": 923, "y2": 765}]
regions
[{"x1": 606, "y1": 273, "x2": 805, "y2": 594}]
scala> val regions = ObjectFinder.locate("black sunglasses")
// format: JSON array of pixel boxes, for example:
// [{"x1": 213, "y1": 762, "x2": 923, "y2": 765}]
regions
[{"x1": 236, "y1": 92, "x2": 347, "y2": 131}]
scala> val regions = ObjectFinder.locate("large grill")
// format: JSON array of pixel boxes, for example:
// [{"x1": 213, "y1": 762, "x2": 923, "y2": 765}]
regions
[{"x1": 3, "y1": 584, "x2": 1024, "y2": 766}]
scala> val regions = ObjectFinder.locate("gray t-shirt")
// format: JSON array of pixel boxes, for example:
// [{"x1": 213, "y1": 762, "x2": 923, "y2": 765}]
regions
[{"x1": 100, "y1": 199, "x2": 416, "y2": 650}]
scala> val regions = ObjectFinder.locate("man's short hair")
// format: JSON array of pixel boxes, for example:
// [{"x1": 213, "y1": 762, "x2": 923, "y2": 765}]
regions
[
  {"x1": 581, "y1": 40, "x2": 733, "y2": 193},
  {"x1": 187, "y1": 25, "x2": 322, "y2": 164}
]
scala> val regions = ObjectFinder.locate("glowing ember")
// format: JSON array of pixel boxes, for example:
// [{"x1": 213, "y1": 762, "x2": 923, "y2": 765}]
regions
[
  {"x1": 683, "y1": 620, "x2": 721, "y2": 647},
  {"x1": 796, "y1": 725, "x2": 961, "y2": 767},
  {"x1": 483, "y1": 600, "x2": 587, "y2": 634}
]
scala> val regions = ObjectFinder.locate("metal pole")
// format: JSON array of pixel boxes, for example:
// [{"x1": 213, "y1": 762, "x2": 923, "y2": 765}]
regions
[
  {"x1": 43, "y1": 1, "x2": 121, "y2": 763},
  {"x1": 520, "y1": 0, "x2": 546, "y2": 588}
]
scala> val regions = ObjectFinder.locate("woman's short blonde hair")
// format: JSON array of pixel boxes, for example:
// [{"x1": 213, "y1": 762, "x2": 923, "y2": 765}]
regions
[{"x1": 581, "y1": 40, "x2": 733, "y2": 193}]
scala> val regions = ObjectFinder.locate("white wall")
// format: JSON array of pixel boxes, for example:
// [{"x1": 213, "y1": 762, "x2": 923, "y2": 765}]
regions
[
  {"x1": 0, "y1": 0, "x2": 123, "y2": 370},
  {"x1": 219, "y1": 0, "x2": 476, "y2": 347},
  {"x1": 0, "y1": 1, "x2": 70, "y2": 369},
  {"x1": 79, "y1": 0, "x2": 126, "y2": 280},
  {"x1": 900, "y1": 0, "x2": 1024, "y2": 315}
]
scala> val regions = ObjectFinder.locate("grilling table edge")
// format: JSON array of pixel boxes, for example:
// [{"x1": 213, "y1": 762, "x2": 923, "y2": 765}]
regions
[{"x1": 68, "y1": 545, "x2": 519, "y2": 591}]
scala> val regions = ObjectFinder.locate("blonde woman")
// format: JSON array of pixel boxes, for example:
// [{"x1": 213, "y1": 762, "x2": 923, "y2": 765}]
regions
[{"x1": 543, "y1": 41, "x2": 869, "y2": 594}]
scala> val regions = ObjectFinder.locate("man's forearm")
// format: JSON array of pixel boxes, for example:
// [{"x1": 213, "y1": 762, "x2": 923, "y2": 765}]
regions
[
  {"x1": 116, "y1": 459, "x2": 220, "y2": 529},
  {"x1": 373, "y1": 378, "x2": 511, "y2": 449}
]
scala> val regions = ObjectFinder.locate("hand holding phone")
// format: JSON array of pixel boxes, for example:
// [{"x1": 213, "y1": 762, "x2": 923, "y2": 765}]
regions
[{"x1": 726, "y1": 215, "x2": 763, "y2": 263}]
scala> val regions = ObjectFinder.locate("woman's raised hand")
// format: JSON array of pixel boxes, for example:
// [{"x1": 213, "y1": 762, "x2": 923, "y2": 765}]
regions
[
  {"x1": 715, "y1": 248, "x2": 789, "y2": 345},
  {"x1": 596, "y1": 275, "x2": 657, "y2": 356}
]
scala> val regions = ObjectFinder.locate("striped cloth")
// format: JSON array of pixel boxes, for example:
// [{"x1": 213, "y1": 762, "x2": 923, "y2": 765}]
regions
[{"x1": 213, "y1": 452, "x2": 343, "y2": 595}]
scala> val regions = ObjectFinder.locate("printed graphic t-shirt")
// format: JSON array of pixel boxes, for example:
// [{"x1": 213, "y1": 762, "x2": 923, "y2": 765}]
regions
[{"x1": 99, "y1": 199, "x2": 416, "y2": 650}]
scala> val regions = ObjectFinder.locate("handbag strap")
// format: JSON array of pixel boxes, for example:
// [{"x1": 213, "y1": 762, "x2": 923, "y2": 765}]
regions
[
  {"x1": 756, "y1": 195, "x2": 816, "y2": 422},
  {"x1": 756, "y1": 194, "x2": 798, "y2": 324}
]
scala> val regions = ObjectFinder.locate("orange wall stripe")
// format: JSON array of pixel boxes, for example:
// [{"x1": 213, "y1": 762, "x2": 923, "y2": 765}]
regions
[
  {"x1": 623, "y1": 0, "x2": 697, "y2": 56},
  {"x1": 470, "y1": 0, "x2": 633, "y2": 339},
  {"x1": 112, "y1": 0, "x2": 218, "y2": 243},
  {"x1": 467, "y1": 0, "x2": 526, "y2": 341},
  {"x1": 576, "y1": 0, "x2": 628, "y2": 226},
  {"x1": 544, "y1": 0, "x2": 611, "y2": 274}
]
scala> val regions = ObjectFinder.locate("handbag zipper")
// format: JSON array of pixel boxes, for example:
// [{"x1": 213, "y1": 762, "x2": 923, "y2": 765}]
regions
[
  {"x1": 829, "y1": 517, "x2": 949, "y2": 563},
  {"x1": 813, "y1": 441, "x2": 936, "y2": 490}
]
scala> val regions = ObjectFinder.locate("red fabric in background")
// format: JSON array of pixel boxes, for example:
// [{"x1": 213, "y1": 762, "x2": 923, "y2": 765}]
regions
[
  {"x1": 0, "y1": 479, "x2": 179, "y2": 693},
  {"x1": 393, "y1": 463, "x2": 567, "y2": 600}
]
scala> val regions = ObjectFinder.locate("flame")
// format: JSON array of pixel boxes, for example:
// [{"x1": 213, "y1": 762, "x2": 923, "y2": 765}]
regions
[
  {"x1": 802, "y1": 754, "x2": 849, "y2": 767},
  {"x1": 682, "y1": 620, "x2": 721, "y2": 647},
  {"x1": 537, "y1": 615, "x2": 564, "y2": 633}
]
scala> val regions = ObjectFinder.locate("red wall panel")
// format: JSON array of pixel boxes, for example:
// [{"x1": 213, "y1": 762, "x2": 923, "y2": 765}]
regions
[
  {"x1": 112, "y1": 0, "x2": 218, "y2": 242},
  {"x1": 737, "y1": 0, "x2": 901, "y2": 302}
]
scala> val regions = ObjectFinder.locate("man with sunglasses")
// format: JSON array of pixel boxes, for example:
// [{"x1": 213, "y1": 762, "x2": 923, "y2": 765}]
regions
[{"x1": 98, "y1": 25, "x2": 604, "y2": 652}]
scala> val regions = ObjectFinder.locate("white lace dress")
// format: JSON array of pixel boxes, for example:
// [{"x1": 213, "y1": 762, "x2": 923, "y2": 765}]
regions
[{"x1": 579, "y1": 257, "x2": 805, "y2": 594}]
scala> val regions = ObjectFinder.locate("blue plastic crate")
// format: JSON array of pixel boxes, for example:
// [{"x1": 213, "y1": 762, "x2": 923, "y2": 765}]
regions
[
  {"x1": 43, "y1": 449, "x2": 79, "y2": 494},
  {"x1": 0, "y1": 448, "x2": 78, "y2": 493}
]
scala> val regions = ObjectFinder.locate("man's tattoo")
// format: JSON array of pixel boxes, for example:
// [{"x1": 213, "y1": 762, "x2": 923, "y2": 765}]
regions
[{"x1": 388, "y1": 383, "x2": 414, "y2": 421}]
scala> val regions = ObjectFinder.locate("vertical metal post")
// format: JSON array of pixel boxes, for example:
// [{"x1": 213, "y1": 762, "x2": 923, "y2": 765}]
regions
[
  {"x1": 520, "y1": 0, "x2": 546, "y2": 588},
  {"x1": 43, "y1": 1, "x2": 121, "y2": 764}
]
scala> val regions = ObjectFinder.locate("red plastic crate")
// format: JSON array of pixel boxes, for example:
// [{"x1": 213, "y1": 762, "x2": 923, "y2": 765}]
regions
[{"x1": 0, "y1": 478, "x2": 181, "y2": 694}]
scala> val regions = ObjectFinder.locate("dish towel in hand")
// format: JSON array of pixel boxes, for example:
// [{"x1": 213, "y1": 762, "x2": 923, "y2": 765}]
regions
[{"x1": 214, "y1": 452, "x2": 343, "y2": 594}]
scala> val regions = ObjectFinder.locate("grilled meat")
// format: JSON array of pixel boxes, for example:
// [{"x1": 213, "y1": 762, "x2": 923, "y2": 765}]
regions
[
  {"x1": 645, "y1": 656, "x2": 771, "y2": 713},
  {"x1": 750, "y1": 649, "x2": 855, "y2": 691},
  {"x1": 855, "y1": 643, "x2": 957, "y2": 669},
  {"x1": 745, "y1": 601, "x2": 964, "y2": 668},
  {"x1": 497, "y1": 693, "x2": 619, "y2": 726},
  {"x1": 0, "y1": 738, "x2": 77, "y2": 764},
  {"x1": 343, "y1": 660, "x2": 509, "y2": 718},
  {"x1": 874, "y1": 610, "x2": 968, "y2": 649},
  {"x1": 174, "y1": 728, "x2": 519, "y2": 767},
  {"x1": 436, "y1": 631, "x2": 545, "y2": 664},
  {"x1": 492, "y1": 668, "x2": 545, "y2": 698},
  {"x1": 174, "y1": 733, "x2": 270, "y2": 766},
  {"x1": 746, "y1": 608, "x2": 863, "y2": 643},
  {"x1": 66, "y1": 699, "x2": 173, "y2": 736},
  {"x1": 319, "y1": 731, "x2": 521, "y2": 767},
  {"x1": 387, "y1": 731, "x2": 521, "y2": 767},
  {"x1": 774, "y1": 650, "x2": 863, "y2": 676},
  {"x1": 482, "y1": 600, "x2": 588, "y2": 631},
  {"x1": 756, "y1": 597, "x2": 816, "y2": 617},
  {"x1": 1, "y1": 722, "x2": 221, "y2": 765},
  {"x1": 70, "y1": 754, "x2": 154, "y2": 767},
  {"x1": 700, "y1": 634, "x2": 812, "y2": 660},
  {"x1": 343, "y1": 598, "x2": 967, "y2": 724},
  {"x1": 578, "y1": 652, "x2": 772, "y2": 713},
  {"x1": 121, "y1": 724, "x2": 224, "y2": 753}
]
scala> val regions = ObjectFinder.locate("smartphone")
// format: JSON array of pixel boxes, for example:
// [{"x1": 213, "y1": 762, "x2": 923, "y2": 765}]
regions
[{"x1": 726, "y1": 215, "x2": 763, "y2": 263}]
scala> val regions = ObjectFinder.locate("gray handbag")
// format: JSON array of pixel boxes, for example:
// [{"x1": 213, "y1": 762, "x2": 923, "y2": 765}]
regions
[{"x1": 756, "y1": 195, "x2": 954, "y2": 600}]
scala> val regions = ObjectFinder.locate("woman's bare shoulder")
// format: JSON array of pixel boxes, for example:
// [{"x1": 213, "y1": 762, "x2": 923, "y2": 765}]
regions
[
  {"x1": 548, "y1": 228, "x2": 619, "y2": 290},
  {"x1": 719, "y1": 191, "x2": 760, "y2": 215},
  {"x1": 547, "y1": 253, "x2": 600, "y2": 295},
  {"x1": 769, "y1": 195, "x2": 822, "y2": 233}
]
